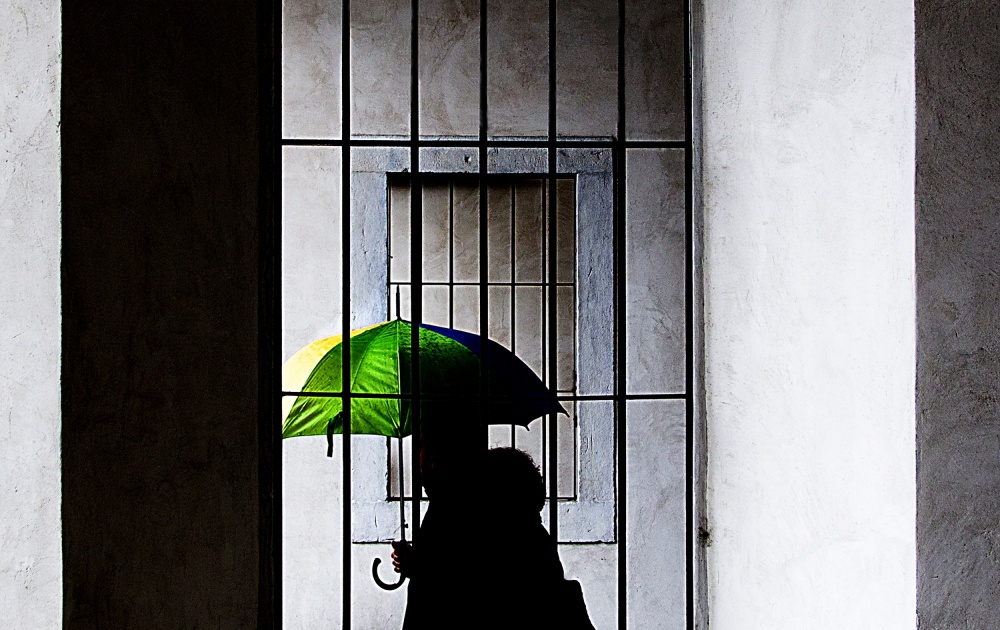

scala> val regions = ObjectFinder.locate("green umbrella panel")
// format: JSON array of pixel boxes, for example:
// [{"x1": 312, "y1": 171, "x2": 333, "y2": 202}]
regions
[{"x1": 282, "y1": 320, "x2": 483, "y2": 440}]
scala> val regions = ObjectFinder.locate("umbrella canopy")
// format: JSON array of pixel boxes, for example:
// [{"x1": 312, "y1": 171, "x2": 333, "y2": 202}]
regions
[{"x1": 282, "y1": 319, "x2": 565, "y2": 440}]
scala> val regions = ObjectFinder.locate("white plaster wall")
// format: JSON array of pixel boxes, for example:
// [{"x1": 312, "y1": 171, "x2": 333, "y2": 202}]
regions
[
  {"x1": 0, "y1": 0, "x2": 62, "y2": 627},
  {"x1": 700, "y1": 1, "x2": 916, "y2": 627}
]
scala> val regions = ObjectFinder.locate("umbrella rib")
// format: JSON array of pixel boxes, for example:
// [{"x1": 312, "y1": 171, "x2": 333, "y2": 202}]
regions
[{"x1": 394, "y1": 320, "x2": 402, "y2": 437}]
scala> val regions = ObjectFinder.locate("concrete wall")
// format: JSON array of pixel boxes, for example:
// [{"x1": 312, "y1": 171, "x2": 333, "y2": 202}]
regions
[
  {"x1": 19, "y1": 1, "x2": 1000, "y2": 627},
  {"x1": 916, "y1": 1, "x2": 1000, "y2": 627},
  {"x1": 700, "y1": 1, "x2": 916, "y2": 628},
  {"x1": 282, "y1": 0, "x2": 683, "y2": 140},
  {"x1": 60, "y1": 1, "x2": 262, "y2": 627},
  {"x1": 0, "y1": 1, "x2": 62, "y2": 628}
]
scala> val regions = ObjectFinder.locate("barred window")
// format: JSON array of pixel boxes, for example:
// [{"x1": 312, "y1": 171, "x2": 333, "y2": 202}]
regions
[{"x1": 388, "y1": 174, "x2": 577, "y2": 501}]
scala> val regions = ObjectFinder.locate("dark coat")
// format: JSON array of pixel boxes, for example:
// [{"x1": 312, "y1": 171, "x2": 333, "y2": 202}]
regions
[{"x1": 401, "y1": 503, "x2": 595, "y2": 629}]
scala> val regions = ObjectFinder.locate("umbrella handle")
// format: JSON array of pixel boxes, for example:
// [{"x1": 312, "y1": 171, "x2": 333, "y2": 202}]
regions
[{"x1": 371, "y1": 557, "x2": 406, "y2": 591}]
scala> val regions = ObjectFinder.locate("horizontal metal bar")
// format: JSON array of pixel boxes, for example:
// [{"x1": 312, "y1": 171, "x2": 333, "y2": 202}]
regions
[
  {"x1": 390, "y1": 492, "x2": 578, "y2": 501},
  {"x1": 281, "y1": 390, "x2": 688, "y2": 401},
  {"x1": 282, "y1": 137, "x2": 687, "y2": 149},
  {"x1": 390, "y1": 280, "x2": 576, "y2": 288},
  {"x1": 619, "y1": 393, "x2": 688, "y2": 401},
  {"x1": 389, "y1": 174, "x2": 574, "y2": 181},
  {"x1": 623, "y1": 140, "x2": 687, "y2": 149}
]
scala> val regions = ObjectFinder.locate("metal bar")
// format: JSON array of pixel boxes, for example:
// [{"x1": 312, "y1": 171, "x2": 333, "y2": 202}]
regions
[
  {"x1": 449, "y1": 179, "x2": 455, "y2": 329},
  {"x1": 623, "y1": 140, "x2": 687, "y2": 149},
  {"x1": 282, "y1": 391, "x2": 688, "y2": 402},
  {"x1": 616, "y1": 0, "x2": 627, "y2": 626},
  {"x1": 510, "y1": 179, "x2": 516, "y2": 447},
  {"x1": 281, "y1": 137, "x2": 687, "y2": 149},
  {"x1": 340, "y1": 0, "x2": 352, "y2": 625},
  {"x1": 547, "y1": 0, "x2": 559, "y2": 542},
  {"x1": 479, "y1": 0, "x2": 489, "y2": 442},
  {"x1": 540, "y1": 182, "x2": 547, "y2": 495},
  {"x1": 684, "y1": 0, "x2": 696, "y2": 627},
  {"x1": 389, "y1": 280, "x2": 575, "y2": 287},
  {"x1": 410, "y1": 0, "x2": 423, "y2": 550},
  {"x1": 387, "y1": 179, "x2": 394, "y2": 320},
  {"x1": 398, "y1": 436, "x2": 406, "y2": 541},
  {"x1": 385, "y1": 177, "x2": 394, "y2": 321}
]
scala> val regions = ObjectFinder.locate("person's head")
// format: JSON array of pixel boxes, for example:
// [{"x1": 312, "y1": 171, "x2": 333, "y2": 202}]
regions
[
  {"x1": 485, "y1": 447, "x2": 545, "y2": 515},
  {"x1": 416, "y1": 409, "x2": 483, "y2": 497}
]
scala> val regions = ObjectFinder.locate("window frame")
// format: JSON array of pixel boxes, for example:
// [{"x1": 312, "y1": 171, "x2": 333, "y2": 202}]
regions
[{"x1": 348, "y1": 145, "x2": 615, "y2": 543}]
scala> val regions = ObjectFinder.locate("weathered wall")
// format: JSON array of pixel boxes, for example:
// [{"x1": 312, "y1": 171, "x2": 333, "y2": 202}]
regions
[
  {"x1": 916, "y1": 2, "x2": 1000, "y2": 627},
  {"x1": 282, "y1": 0, "x2": 683, "y2": 140},
  {"x1": 60, "y1": 1, "x2": 261, "y2": 627},
  {"x1": 701, "y1": 1, "x2": 916, "y2": 627},
  {"x1": 0, "y1": 1, "x2": 62, "y2": 628},
  {"x1": 35, "y1": 0, "x2": 996, "y2": 627}
]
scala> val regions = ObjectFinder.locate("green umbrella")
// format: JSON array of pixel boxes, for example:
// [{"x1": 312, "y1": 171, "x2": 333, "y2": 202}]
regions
[
  {"x1": 282, "y1": 318, "x2": 564, "y2": 590},
  {"x1": 282, "y1": 319, "x2": 564, "y2": 443}
]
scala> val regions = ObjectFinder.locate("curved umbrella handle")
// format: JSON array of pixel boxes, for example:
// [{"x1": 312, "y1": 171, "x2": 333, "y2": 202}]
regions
[{"x1": 372, "y1": 557, "x2": 406, "y2": 591}]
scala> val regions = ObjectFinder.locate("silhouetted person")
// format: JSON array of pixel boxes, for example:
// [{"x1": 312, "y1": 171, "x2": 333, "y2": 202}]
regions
[
  {"x1": 392, "y1": 419, "x2": 484, "y2": 629},
  {"x1": 480, "y1": 447, "x2": 595, "y2": 629},
  {"x1": 393, "y1": 442, "x2": 594, "y2": 629}
]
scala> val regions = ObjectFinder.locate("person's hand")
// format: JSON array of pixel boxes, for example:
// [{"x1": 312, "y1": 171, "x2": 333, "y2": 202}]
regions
[{"x1": 391, "y1": 541, "x2": 414, "y2": 578}]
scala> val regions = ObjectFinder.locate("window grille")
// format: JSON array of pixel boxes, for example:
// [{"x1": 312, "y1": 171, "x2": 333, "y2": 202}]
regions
[{"x1": 269, "y1": 0, "x2": 695, "y2": 627}]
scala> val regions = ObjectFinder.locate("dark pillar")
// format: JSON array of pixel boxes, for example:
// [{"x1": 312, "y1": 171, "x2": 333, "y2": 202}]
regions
[
  {"x1": 917, "y1": 1, "x2": 1000, "y2": 627},
  {"x1": 61, "y1": 1, "x2": 268, "y2": 626}
]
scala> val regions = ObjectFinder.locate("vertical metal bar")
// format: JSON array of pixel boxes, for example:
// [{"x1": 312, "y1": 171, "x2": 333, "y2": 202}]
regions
[
  {"x1": 547, "y1": 0, "x2": 559, "y2": 541},
  {"x1": 449, "y1": 179, "x2": 455, "y2": 329},
  {"x1": 398, "y1": 436, "x2": 406, "y2": 541},
  {"x1": 510, "y1": 179, "x2": 516, "y2": 447},
  {"x1": 387, "y1": 180, "x2": 393, "y2": 320},
  {"x1": 410, "y1": 0, "x2": 423, "y2": 548},
  {"x1": 479, "y1": 0, "x2": 489, "y2": 441},
  {"x1": 615, "y1": 0, "x2": 627, "y2": 626},
  {"x1": 341, "y1": 0, "x2": 353, "y2": 625},
  {"x1": 480, "y1": 0, "x2": 487, "y2": 146},
  {"x1": 684, "y1": 0, "x2": 695, "y2": 627},
  {"x1": 260, "y1": 0, "x2": 281, "y2": 624},
  {"x1": 540, "y1": 183, "x2": 547, "y2": 491}
]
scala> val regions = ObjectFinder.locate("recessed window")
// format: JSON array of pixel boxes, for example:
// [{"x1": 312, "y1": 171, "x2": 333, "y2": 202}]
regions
[
  {"x1": 335, "y1": 147, "x2": 616, "y2": 543},
  {"x1": 387, "y1": 173, "x2": 577, "y2": 501}
]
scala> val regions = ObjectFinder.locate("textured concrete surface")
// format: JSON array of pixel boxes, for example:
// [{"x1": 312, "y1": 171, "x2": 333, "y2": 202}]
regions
[
  {"x1": 60, "y1": 1, "x2": 261, "y2": 627},
  {"x1": 624, "y1": 400, "x2": 686, "y2": 629},
  {"x1": 916, "y1": 2, "x2": 1000, "y2": 628},
  {"x1": 701, "y1": 0, "x2": 916, "y2": 627},
  {"x1": 0, "y1": 1, "x2": 61, "y2": 628},
  {"x1": 282, "y1": 0, "x2": 343, "y2": 139},
  {"x1": 282, "y1": 0, "x2": 685, "y2": 140},
  {"x1": 626, "y1": 149, "x2": 687, "y2": 394}
]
